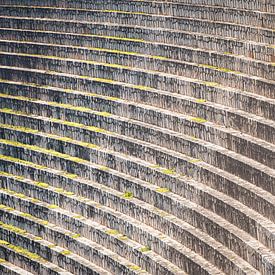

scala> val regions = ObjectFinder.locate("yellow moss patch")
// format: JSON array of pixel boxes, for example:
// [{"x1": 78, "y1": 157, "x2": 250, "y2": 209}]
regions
[
  {"x1": 64, "y1": 191, "x2": 74, "y2": 196},
  {"x1": 161, "y1": 168, "x2": 176, "y2": 175},
  {"x1": 0, "y1": 222, "x2": 27, "y2": 235},
  {"x1": 99, "y1": 165, "x2": 109, "y2": 171},
  {"x1": 92, "y1": 77, "x2": 116, "y2": 84},
  {"x1": 149, "y1": 164, "x2": 161, "y2": 169},
  {"x1": 202, "y1": 81, "x2": 220, "y2": 87},
  {"x1": 34, "y1": 237, "x2": 43, "y2": 241},
  {"x1": 71, "y1": 234, "x2": 81, "y2": 239},
  {"x1": 98, "y1": 111, "x2": 112, "y2": 117},
  {"x1": 105, "y1": 229, "x2": 119, "y2": 235},
  {"x1": 31, "y1": 198, "x2": 41, "y2": 203},
  {"x1": 118, "y1": 235, "x2": 128, "y2": 241},
  {"x1": 54, "y1": 188, "x2": 64, "y2": 193},
  {"x1": 0, "y1": 171, "x2": 11, "y2": 177},
  {"x1": 106, "y1": 96, "x2": 120, "y2": 101},
  {"x1": 85, "y1": 125, "x2": 107, "y2": 133},
  {"x1": 60, "y1": 250, "x2": 71, "y2": 255},
  {"x1": 14, "y1": 175, "x2": 25, "y2": 180},
  {"x1": 15, "y1": 193, "x2": 26, "y2": 199},
  {"x1": 73, "y1": 215, "x2": 84, "y2": 220},
  {"x1": 195, "y1": 98, "x2": 207, "y2": 103},
  {"x1": 156, "y1": 187, "x2": 170, "y2": 193},
  {"x1": 140, "y1": 246, "x2": 151, "y2": 253},
  {"x1": 48, "y1": 204, "x2": 58, "y2": 209},
  {"x1": 191, "y1": 117, "x2": 207, "y2": 123},
  {"x1": 189, "y1": 158, "x2": 202, "y2": 164},
  {"x1": 0, "y1": 203, "x2": 14, "y2": 212},
  {"x1": 20, "y1": 213, "x2": 32, "y2": 218},
  {"x1": 35, "y1": 182, "x2": 49, "y2": 188},
  {"x1": 123, "y1": 192, "x2": 133, "y2": 199},
  {"x1": 132, "y1": 85, "x2": 153, "y2": 91},
  {"x1": 73, "y1": 106, "x2": 91, "y2": 112},
  {"x1": 63, "y1": 173, "x2": 78, "y2": 179},
  {"x1": 128, "y1": 265, "x2": 141, "y2": 271},
  {"x1": 8, "y1": 244, "x2": 43, "y2": 261}
]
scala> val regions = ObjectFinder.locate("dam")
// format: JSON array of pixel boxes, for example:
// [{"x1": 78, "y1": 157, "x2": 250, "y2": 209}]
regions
[{"x1": 0, "y1": 0, "x2": 274, "y2": 274}]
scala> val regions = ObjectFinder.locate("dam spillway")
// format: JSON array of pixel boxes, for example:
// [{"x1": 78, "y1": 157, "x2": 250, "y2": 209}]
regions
[{"x1": 0, "y1": 0, "x2": 274, "y2": 274}]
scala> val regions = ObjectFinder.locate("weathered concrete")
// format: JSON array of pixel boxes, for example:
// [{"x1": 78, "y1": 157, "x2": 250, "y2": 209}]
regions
[{"x1": 0, "y1": 1, "x2": 274, "y2": 274}]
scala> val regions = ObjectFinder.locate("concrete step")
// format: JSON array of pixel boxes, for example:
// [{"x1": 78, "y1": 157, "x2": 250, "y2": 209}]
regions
[
  {"x1": 0, "y1": 195, "x2": 185, "y2": 275},
  {"x1": 0, "y1": 17, "x2": 273, "y2": 63},
  {"x1": 0, "y1": 6, "x2": 273, "y2": 44},
  {"x1": 1, "y1": 64, "x2": 274, "y2": 126},
  {"x1": 0, "y1": 174, "x2": 223, "y2": 275},
  {"x1": 1, "y1": 32, "x2": 274, "y2": 81},
  {"x1": 0, "y1": 60, "x2": 274, "y2": 144},
  {"x1": 0, "y1": 2, "x2": 273, "y2": 274},
  {"x1": 1, "y1": 28, "x2": 274, "y2": 65},
  {"x1": 0, "y1": 238, "x2": 73, "y2": 275},
  {"x1": 0, "y1": 120, "x2": 274, "y2": 245},
  {"x1": 0, "y1": 54, "x2": 274, "y2": 141},
  {"x1": 1, "y1": 109, "x2": 274, "y2": 224},
  {"x1": 0, "y1": 81, "x2": 272, "y2": 168},
  {"x1": 0, "y1": 51, "x2": 273, "y2": 111},
  {"x1": 0, "y1": 220, "x2": 112, "y2": 275},
  {"x1": 0, "y1": 139, "x2": 274, "y2": 273},
  {"x1": 0, "y1": 1, "x2": 274, "y2": 28},
  {"x1": 1, "y1": 90, "x2": 274, "y2": 196},
  {"x1": 0, "y1": 39, "x2": 274, "y2": 96},
  {"x1": 1, "y1": 0, "x2": 274, "y2": 13},
  {"x1": 0, "y1": 259, "x2": 33, "y2": 275}
]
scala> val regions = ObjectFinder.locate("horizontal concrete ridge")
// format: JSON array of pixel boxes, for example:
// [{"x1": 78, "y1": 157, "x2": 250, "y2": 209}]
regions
[
  {"x1": 1, "y1": 0, "x2": 275, "y2": 15},
  {"x1": 0, "y1": 1, "x2": 274, "y2": 274},
  {"x1": 0, "y1": 260, "x2": 33, "y2": 275}
]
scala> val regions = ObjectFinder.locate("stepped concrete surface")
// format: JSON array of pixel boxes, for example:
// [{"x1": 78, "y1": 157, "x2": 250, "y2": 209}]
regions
[{"x1": 0, "y1": 0, "x2": 274, "y2": 274}]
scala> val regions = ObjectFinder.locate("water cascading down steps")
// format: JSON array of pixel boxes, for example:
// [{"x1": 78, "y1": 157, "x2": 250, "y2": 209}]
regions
[{"x1": 0, "y1": 0, "x2": 274, "y2": 274}]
